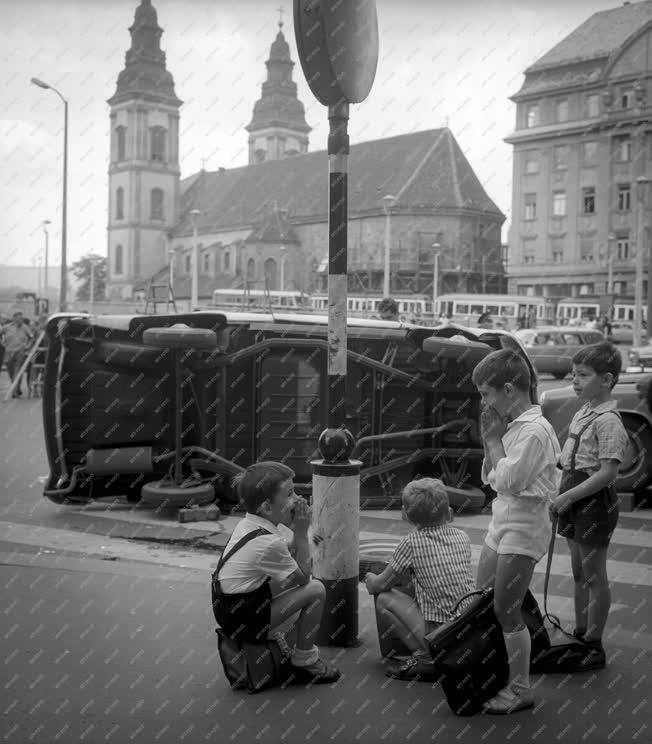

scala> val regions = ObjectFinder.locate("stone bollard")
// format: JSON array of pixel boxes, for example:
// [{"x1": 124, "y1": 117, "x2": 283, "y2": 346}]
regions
[{"x1": 311, "y1": 427, "x2": 362, "y2": 647}]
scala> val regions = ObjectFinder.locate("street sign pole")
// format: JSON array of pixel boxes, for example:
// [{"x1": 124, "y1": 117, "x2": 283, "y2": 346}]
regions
[{"x1": 294, "y1": 0, "x2": 378, "y2": 647}]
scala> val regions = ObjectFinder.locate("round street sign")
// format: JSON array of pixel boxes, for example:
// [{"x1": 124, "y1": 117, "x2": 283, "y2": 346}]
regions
[{"x1": 294, "y1": 0, "x2": 379, "y2": 106}]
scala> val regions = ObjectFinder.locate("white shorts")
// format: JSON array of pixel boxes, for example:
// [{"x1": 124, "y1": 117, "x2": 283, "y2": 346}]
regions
[{"x1": 484, "y1": 497, "x2": 552, "y2": 562}]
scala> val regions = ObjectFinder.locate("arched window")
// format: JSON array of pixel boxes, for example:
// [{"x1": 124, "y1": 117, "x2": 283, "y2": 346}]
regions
[
  {"x1": 114, "y1": 244, "x2": 124, "y2": 275},
  {"x1": 116, "y1": 126, "x2": 126, "y2": 161},
  {"x1": 150, "y1": 188, "x2": 164, "y2": 220},
  {"x1": 115, "y1": 187, "x2": 124, "y2": 220},
  {"x1": 247, "y1": 258, "x2": 256, "y2": 279},
  {"x1": 203, "y1": 252, "x2": 210, "y2": 273},
  {"x1": 223, "y1": 251, "x2": 230, "y2": 272},
  {"x1": 150, "y1": 127, "x2": 166, "y2": 162},
  {"x1": 185, "y1": 254, "x2": 191, "y2": 273},
  {"x1": 264, "y1": 258, "x2": 278, "y2": 290}
]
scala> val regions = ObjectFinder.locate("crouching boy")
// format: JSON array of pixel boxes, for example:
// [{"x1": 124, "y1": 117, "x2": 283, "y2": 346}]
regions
[
  {"x1": 212, "y1": 462, "x2": 340, "y2": 684},
  {"x1": 364, "y1": 478, "x2": 475, "y2": 681}
]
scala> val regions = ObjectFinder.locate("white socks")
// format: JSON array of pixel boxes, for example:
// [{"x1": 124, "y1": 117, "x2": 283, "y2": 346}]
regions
[
  {"x1": 503, "y1": 627, "x2": 531, "y2": 689},
  {"x1": 291, "y1": 645, "x2": 319, "y2": 667}
]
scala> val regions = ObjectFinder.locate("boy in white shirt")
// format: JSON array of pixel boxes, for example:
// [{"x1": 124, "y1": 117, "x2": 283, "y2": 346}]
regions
[{"x1": 472, "y1": 349, "x2": 561, "y2": 714}]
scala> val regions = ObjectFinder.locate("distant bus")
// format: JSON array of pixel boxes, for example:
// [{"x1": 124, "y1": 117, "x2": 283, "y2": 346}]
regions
[
  {"x1": 434, "y1": 294, "x2": 554, "y2": 329},
  {"x1": 212, "y1": 288, "x2": 310, "y2": 311},
  {"x1": 310, "y1": 294, "x2": 433, "y2": 320},
  {"x1": 556, "y1": 296, "x2": 647, "y2": 324}
]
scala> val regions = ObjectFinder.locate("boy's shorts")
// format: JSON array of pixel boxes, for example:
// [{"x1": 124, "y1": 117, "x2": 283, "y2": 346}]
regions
[
  {"x1": 485, "y1": 497, "x2": 551, "y2": 562},
  {"x1": 557, "y1": 490, "x2": 619, "y2": 547}
]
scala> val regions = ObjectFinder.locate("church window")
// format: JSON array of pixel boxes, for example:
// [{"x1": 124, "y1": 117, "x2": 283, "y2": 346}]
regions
[
  {"x1": 223, "y1": 251, "x2": 230, "y2": 271},
  {"x1": 116, "y1": 126, "x2": 126, "y2": 161},
  {"x1": 116, "y1": 187, "x2": 124, "y2": 220},
  {"x1": 150, "y1": 127, "x2": 166, "y2": 162},
  {"x1": 114, "y1": 244, "x2": 124, "y2": 275},
  {"x1": 203, "y1": 253, "x2": 210, "y2": 272},
  {"x1": 150, "y1": 188, "x2": 164, "y2": 220},
  {"x1": 185, "y1": 254, "x2": 191, "y2": 273},
  {"x1": 247, "y1": 258, "x2": 256, "y2": 279},
  {"x1": 255, "y1": 149, "x2": 266, "y2": 163},
  {"x1": 264, "y1": 258, "x2": 278, "y2": 289}
]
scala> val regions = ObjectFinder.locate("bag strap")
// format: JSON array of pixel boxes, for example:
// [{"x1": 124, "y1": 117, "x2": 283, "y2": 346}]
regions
[{"x1": 216, "y1": 527, "x2": 271, "y2": 577}]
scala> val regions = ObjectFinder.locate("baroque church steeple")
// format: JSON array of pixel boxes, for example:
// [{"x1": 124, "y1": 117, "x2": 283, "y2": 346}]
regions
[
  {"x1": 246, "y1": 11, "x2": 311, "y2": 164},
  {"x1": 106, "y1": 0, "x2": 182, "y2": 301}
]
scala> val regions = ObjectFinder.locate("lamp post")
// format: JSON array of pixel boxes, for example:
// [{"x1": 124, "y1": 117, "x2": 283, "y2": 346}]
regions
[
  {"x1": 89, "y1": 256, "x2": 98, "y2": 314},
  {"x1": 432, "y1": 242, "x2": 441, "y2": 321},
  {"x1": 382, "y1": 194, "x2": 395, "y2": 297},
  {"x1": 42, "y1": 219, "x2": 51, "y2": 305},
  {"x1": 31, "y1": 78, "x2": 68, "y2": 312},
  {"x1": 606, "y1": 232, "x2": 615, "y2": 297},
  {"x1": 189, "y1": 209, "x2": 201, "y2": 311},
  {"x1": 279, "y1": 244, "x2": 286, "y2": 291},
  {"x1": 634, "y1": 176, "x2": 650, "y2": 347}
]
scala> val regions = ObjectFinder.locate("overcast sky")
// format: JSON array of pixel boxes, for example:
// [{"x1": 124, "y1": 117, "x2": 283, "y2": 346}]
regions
[{"x1": 0, "y1": 0, "x2": 621, "y2": 267}]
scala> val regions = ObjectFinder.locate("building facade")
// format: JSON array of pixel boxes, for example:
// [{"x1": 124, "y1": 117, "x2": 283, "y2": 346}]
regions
[
  {"x1": 505, "y1": 0, "x2": 652, "y2": 301},
  {"x1": 108, "y1": 1, "x2": 506, "y2": 303}
]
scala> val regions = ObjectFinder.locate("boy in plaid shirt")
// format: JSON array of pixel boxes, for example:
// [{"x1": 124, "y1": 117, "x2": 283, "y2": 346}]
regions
[{"x1": 364, "y1": 478, "x2": 475, "y2": 681}]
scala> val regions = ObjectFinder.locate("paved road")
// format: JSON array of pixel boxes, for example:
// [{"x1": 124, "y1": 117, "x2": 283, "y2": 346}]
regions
[{"x1": 1, "y1": 377, "x2": 651, "y2": 743}]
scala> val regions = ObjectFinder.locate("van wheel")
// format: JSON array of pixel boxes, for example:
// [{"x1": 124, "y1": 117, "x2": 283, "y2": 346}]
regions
[{"x1": 617, "y1": 416, "x2": 652, "y2": 492}]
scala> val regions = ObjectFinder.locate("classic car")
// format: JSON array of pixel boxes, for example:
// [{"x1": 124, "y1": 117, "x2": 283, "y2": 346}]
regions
[
  {"x1": 608, "y1": 321, "x2": 634, "y2": 345},
  {"x1": 515, "y1": 326, "x2": 607, "y2": 379},
  {"x1": 40, "y1": 312, "x2": 539, "y2": 512},
  {"x1": 627, "y1": 343, "x2": 652, "y2": 372},
  {"x1": 541, "y1": 372, "x2": 652, "y2": 494}
]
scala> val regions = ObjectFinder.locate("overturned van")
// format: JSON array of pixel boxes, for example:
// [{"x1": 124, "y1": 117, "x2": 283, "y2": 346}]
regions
[{"x1": 41, "y1": 312, "x2": 536, "y2": 511}]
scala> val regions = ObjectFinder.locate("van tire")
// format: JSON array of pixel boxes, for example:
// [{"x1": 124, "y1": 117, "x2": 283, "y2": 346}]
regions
[{"x1": 617, "y1": 416, "x2": 652, "y2": 492}]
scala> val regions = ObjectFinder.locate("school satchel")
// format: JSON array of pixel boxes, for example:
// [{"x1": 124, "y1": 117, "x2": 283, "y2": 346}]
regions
[
  {"x1": 426, "y1": 588, "x2": 550, "y2": 717},
  {"x1": 212, "y1": 529, "x2": 295, "y2": 694},
  {"x1": 215, "y1": 627, "x2": 295, "y2": 693}
]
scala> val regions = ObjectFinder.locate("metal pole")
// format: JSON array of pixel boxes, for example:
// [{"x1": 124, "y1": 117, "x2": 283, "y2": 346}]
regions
[
  {"x1": 44, "y1": 225, "x2": 49, "y2": 305},
  {"x1": 648, "y1": 235, "x2": 652, "y2": 343},
  {"x1": 482, "y1": 255, "x2": 487, "y2": 293},
  {"x1": 191, "y1": 224, "x2": 198, "y2": 311},
  {"x1": 634, "y1": 177, "x2": 649, "y2": 347},
  {"x1": 60, "y1": 99, "x2": 68, "y2": 313},
  {"x1": 432, "y1": 248, "x2": 440, "y2": 320},
  {"x1": 89, "y1": 258, "x2": 95, "y2": 314},
  {"x1": 383, "y1": 202, "x2": 391, "y2": 297}
]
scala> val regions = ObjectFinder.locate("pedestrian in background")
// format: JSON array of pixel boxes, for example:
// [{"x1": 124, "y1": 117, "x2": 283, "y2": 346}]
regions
[
  {"x1": 1, "y1": 311, "x2": 34, "y2": 398},
  {"x1": 378, "y1": 298, "x2": 399, "y2": 321}
]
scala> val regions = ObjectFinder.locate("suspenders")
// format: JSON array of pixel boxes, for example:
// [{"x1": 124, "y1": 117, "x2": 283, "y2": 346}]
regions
[{"x1": 564, "y1": 410, "x2": 622, "y2": 472}]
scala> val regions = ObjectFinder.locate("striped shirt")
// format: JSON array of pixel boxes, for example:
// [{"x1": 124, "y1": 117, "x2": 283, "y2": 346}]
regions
[
  {"x1": 559, "y1": 399, "x2": 629, "y2": 474},
  {"x1": 388, "y1": 524, "x2": 475, "y2": 623}
]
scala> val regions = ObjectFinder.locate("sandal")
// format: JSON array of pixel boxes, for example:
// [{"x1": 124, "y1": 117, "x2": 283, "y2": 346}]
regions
[{"x1": 289, "y1": 657, "x2": 341, "y2": 684}]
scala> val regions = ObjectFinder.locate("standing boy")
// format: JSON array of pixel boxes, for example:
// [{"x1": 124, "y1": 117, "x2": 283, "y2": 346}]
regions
[
  {"x1": 553, "y1": 342, "x2": 629, "y2": 668},
  {"x1": 1, "y1": 311, "x2": 34, "y2": 397},
  {"x1": 473, "y1": 349, "x2": 561, "y2": 714}
]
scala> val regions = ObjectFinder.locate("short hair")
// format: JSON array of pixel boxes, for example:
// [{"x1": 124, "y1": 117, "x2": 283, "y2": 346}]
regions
[
  {"x1": 572, "y1": 342, "x2": 622, "y2": 388},
  {"x1": 402, "y1": 478, "x2": 449, "y2": 526},
  {"x1": 12, "y1": 311, "x2": 23, "y2": 318},
  {"x1": 471, "y1": 349, "x2": 531, "y2": 392},
  {"x1": 378, "y1": 298, "x2": 398, "y2": 316},
  {"x1": 232, "y1": 461, "x2": 295, "y2": 514}
]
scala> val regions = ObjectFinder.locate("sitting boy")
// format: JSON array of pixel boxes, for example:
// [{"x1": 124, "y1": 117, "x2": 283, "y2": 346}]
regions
[
  {"x1": 364, "y1": 478, "x2": 475, "y2": 681},
  {"x1": 212, "y1": 461, "x2": 340, "y2": 684}
]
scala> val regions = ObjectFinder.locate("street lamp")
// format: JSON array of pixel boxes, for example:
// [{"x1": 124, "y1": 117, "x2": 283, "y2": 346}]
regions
[
  {"x1": 606, "y1": 232, "x2": 616, "y2": 297},
  {"x1": 42, "y1": 219, "x2": 51, "y2": 305},
  {"x1": 189, "y1": 209, "x2": 201, "y2": 311},
  {"x1": 279, "y1": 244, "x2": 286, "y2": 291},
  {"x1": 634, "y1": 176, "x2": 650, "y2": 347},
  {"x1": 382, "y1": 194, "x2": 396, "y2": 297},
  {"x1": 31, "y1": 77, "x2": 68, "y2": 313},
  {"x1": 89, "y1": 256, "x2": 98, "y2": 314},
  {"x1": 432, "y1": 242, "x2": 441, "y2": 321}
]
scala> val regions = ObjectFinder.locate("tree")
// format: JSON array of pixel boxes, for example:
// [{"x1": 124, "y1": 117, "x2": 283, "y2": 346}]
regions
[{"x1": 73, "y1": 254, "x2": 107, "y2": 302}]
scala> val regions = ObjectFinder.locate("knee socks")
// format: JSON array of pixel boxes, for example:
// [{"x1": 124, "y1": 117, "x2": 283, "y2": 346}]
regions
[{"x1": 503, "y1": 627, "x2": 531, "y2": 689}]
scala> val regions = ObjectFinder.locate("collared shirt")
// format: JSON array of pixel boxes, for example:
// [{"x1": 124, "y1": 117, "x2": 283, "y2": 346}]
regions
[
  {"x1": 388, "y1": 524, "x2": 475, "y2": 623},
  {"x1": 1, "y1": 322, "x2": 33, "y2": 353},
  {"x1": 217, "y1": 513, "x2": 299, "y2": 594},
  {"x1": 482, "y1": 405, "x2": 561, "y2": 504},
  {"x1": 559, "y1": 399, "x2": 629, "y2": 474}
]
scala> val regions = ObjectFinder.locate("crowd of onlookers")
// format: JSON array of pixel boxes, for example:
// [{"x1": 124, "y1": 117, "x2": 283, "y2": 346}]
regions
[{"x1": 0, "y1": 311, "x2": 48, "y2": 398}]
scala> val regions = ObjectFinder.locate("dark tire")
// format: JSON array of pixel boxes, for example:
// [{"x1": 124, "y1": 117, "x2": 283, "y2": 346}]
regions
[{"x1": 617, "y1": 416, "x2": 652, "y2": 492}]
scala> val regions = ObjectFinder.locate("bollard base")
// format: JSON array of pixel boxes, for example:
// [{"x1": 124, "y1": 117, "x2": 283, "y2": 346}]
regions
[{"x1": 315, "y1": 575, "x2": 359, "y2": 647}]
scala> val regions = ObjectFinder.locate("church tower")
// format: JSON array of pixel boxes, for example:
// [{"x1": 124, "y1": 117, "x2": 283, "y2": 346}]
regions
[
  {"x1": 246, "y1": 12, "x2": 311, "y2": 164},
  {"x1": 106, "y1": 0, "x2": 182, "y2": 300}
]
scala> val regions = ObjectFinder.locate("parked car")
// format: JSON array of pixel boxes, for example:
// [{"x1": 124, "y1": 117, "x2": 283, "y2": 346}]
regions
[
  {"x1": 608, "y1": 321, "x2": 634, "y2": 345},
  {"x1": 39, "y1": 313, "x2": 536, "y2": 511},
  {"x1": 515, "y1": 326, "x2": 607, "y2": 379},
  {"x1": 542, "y1": 372, "x2": 652, "y2": 493},
  {"x1": 627, "y1": 343, "x2": 652, "y2": 372}
]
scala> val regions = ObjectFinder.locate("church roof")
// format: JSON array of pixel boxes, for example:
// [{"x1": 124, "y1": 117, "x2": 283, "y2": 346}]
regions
[
  {"x1": 175, "y1": 128, "x2": 504, "y2": 235},
  {"x1": 514, "y1": 1, "x2": 652, "y2": 97},
  {"x1": 108, "y1": 0, "x2": 181, "y2": 107},
  {"x1": 245, "y1": 205, "x2": 301, "y2": 244}
]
